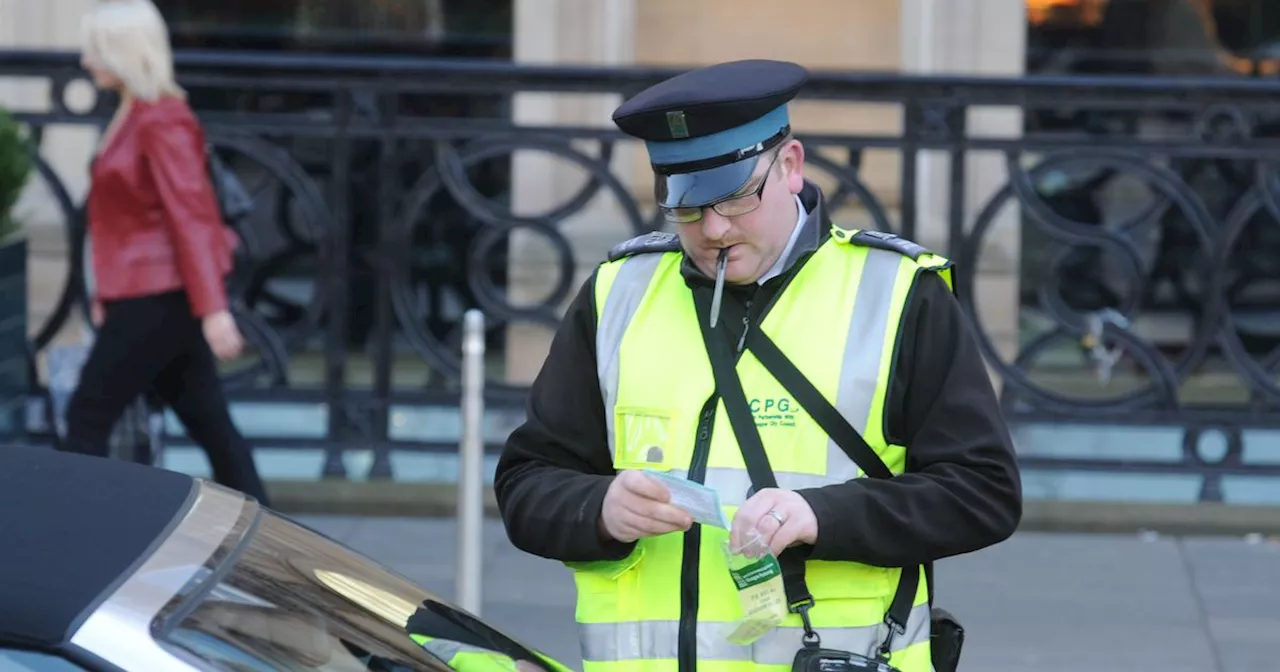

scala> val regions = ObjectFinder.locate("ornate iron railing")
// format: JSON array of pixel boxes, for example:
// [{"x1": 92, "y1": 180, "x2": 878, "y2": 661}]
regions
[{"x1": 5, "y1": 49, "x2": 1280, "y2": 497}]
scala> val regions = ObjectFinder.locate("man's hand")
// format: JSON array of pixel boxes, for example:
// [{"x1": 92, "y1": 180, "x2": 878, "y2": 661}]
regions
[
  {"x1": 599, "y1": 470, "x2": 694, "y2": 543},
  {"x1": 730, "y1": 488, "x2": 818, "y2": 557}
]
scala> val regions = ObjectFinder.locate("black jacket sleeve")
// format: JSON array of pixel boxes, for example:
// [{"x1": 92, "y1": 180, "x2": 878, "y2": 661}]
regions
[
  {"x1": 795, "y1": 270, "x2": 1023, "y2": 568},
  {"x1": 493, "y1": 271, "x2": 637, "y2": 563}
]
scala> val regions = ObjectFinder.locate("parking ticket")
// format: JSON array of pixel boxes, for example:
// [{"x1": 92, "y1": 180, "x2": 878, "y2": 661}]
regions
[{"x1": 644, "y1": 469, "x2": 730, "y2": 529}]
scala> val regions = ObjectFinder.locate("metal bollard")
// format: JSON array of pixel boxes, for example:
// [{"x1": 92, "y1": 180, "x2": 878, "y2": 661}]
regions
[{"x1": 456, "y1": 309, "x2": 486, "y2": 615}]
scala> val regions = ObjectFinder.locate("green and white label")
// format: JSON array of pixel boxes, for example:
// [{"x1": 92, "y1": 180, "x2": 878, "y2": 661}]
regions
[{"x1": 730, "y1": 554, "x2": 782, "y2": 590}]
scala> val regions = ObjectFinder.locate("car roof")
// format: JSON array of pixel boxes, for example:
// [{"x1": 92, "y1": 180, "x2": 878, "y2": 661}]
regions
[{"x1": 0, "y1": 446, "x2": 198, "y2": 648}]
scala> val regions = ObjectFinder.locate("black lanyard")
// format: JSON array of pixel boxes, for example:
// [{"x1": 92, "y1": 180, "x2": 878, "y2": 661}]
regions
[{"x1": 692, "y1": 285, "x2": 917, "y2": 659}]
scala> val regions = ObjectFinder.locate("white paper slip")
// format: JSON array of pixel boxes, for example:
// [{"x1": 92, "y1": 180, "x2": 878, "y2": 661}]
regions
[{"x1": 644, "y1": 469, "x2": 730, "y2": 529}]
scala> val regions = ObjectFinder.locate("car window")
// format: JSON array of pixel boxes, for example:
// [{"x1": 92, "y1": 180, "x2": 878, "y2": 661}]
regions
[
  {"x1": 0, "y1": 649, "x2": 88, "y2": 671},
  {"x1": 151, "y1": 510, "x2": 567, "y2": 672}
]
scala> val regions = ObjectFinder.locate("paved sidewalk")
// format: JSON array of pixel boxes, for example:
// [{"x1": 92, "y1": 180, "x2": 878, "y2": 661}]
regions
[{"x1": 293, "y1": 515, "x2": 1280, "y2": 672}]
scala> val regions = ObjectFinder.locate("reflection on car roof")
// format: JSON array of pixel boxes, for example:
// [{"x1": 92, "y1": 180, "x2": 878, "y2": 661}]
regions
[{"x1": 0, "y1": 446, "x2": 196, "y2": 648}]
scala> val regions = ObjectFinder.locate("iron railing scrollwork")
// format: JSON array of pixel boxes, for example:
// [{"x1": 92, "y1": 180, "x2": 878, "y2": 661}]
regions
[{"x1": 6, "y1": 49, "x2": 1280, "y2": 498}]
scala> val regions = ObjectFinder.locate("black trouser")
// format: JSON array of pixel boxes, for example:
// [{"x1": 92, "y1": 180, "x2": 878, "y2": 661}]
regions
[{"x1": 62, "y1": 290, "x2": 270, "y2": 506}]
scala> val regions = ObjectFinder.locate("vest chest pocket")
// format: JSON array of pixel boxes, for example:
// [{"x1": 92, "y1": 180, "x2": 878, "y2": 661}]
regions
[
  {"x1": 805, "y1": 561, "x2": 895, "y2": 595},
  {"x1": 567, "y1": 544, "x2": 646, "y2": 628},
  {"x1": 569, "y1": 543, "x2": 645, "y2": 591},
  {"x1": 614, "y1": 407, "x2": 677, "y2": 471},
  {"x1": 801, "y1": 560, "x2": 900, "y2": 628}
]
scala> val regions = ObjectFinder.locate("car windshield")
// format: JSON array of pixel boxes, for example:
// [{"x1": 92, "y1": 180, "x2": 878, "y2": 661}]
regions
[{"x1": 149, "y1": 508, "x2": 565, "y2": 672}]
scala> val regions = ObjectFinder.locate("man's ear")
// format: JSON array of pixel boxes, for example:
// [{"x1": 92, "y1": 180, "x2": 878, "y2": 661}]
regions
[{"x1": 783, "y1": 140, "x2": 805, "y2": 194}]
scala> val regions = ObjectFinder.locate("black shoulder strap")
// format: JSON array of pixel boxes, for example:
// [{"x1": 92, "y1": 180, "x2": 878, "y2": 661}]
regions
[
  {"x1": 747, "y1": 330, "x2": 893, "y2": 480},
  {"x1": 745, "y1": 328, "x2": 919, "y2": 654},
  {"x1": 692, "y1": 286, "x2": 918, "y2": 658},
  {"x1": 692, "y1": 288, "x2": 816, "y2": 621}
]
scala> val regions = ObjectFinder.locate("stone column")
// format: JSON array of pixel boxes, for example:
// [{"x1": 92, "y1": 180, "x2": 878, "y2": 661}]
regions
[
  {"x1": 1, "y1": 0, "x2": 101, "y2": 360},
  {"x1": 901, "y1": 0, "x2": 1027, "y2": 391},
  {"x1": 505, "y1": 0, "x2": 638, "y2": 384}
]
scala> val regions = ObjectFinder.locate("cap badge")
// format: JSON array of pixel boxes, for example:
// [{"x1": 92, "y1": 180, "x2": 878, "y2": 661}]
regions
[{"x1": 665, "y1": 110, "x2": 690, "y2": 139}]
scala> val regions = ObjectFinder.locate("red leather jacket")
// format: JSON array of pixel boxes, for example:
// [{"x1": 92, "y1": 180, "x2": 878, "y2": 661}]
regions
[{"x1": 87, "y1": 96, "x2": 238, "y2": 318}]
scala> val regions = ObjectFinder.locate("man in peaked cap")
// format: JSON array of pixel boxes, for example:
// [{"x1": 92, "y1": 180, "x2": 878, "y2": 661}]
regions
[
  {"x1": 609, "y1": 59, "x2": 811, "y2": 287},
  {"x1": 495, "y1": 59, "x2": 1021, "y2": 672}
]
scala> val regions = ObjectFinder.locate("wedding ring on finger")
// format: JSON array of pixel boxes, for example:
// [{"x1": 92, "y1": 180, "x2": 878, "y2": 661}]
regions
[{"x1": 767, "y1": 509, "x2": 786, "y2": 525}]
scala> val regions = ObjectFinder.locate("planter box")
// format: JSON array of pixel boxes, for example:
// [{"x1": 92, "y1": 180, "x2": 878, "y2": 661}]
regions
[{"x1": 0, "y1": 238, "x2": 27, "y2": 441}]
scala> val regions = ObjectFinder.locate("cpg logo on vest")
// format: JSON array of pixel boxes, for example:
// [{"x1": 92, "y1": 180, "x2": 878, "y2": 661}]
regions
[{"x1": 749, "y1": 397, "x2": 795, "y2": 428}]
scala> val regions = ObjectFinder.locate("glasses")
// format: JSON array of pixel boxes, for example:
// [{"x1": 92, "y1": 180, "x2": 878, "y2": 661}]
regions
[{"x1": 660, "y1": 150, "x2": 781, "y2": 224}]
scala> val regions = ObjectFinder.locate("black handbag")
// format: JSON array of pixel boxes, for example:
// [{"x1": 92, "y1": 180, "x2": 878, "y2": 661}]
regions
[
  {"x1": 929, "y1": 608, "x2": 964, "y2": 672},
  {"x1": 205, "y1": 142, "x2": 254, "y2": 225}
]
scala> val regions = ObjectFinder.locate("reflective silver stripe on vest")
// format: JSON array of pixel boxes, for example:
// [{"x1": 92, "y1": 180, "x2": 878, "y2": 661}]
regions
[
  {"x1": 597, "y1": 253, "x2": 665, "y2": 460},
  {"x1": 579, "y1": 602, "x2": 930, "y2": 664},
  {"x1": 663, "y1": 466, "x2": 840, "y2": 510},
  {"x1": 827, "y1": 247, "x2": 905, "y2": 478}
]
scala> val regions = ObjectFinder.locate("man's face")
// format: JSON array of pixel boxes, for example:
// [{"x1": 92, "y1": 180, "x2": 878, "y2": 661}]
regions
[{"x1": 674, "y1": 140, "x2": 806, "y2": 284}]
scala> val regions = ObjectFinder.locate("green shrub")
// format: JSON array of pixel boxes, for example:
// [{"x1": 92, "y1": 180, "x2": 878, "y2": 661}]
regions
[{"x1": 0, "y1": 108, "x2": 32, "y2": 243}]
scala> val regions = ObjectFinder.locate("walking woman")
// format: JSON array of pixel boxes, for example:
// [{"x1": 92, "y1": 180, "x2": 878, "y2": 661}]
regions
[{"x1": 68, "y1": 0, "x2": 269, "y2": 505}]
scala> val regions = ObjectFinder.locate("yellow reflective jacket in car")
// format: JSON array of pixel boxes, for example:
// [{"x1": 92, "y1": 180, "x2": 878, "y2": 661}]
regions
[
  {"x1": 571, "y1": 226, "x2": 952, "y2": 672},
  {"x1": 410, "y1": 634, "x2": 574, "y2": 672}
]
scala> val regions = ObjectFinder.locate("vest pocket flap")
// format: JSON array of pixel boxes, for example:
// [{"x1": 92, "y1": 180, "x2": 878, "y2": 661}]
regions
[
  {"x1": 566, "y1": 544, "x2": 646, "y2": 581},
  {"x1": 803, "y1": 560, "x2": 897, "y2": 599}
]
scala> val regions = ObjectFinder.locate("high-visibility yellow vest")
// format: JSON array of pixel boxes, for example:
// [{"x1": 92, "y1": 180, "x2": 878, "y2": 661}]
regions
[{"x1": 570, "y1": 226, "x2": 953, "y2": 672}]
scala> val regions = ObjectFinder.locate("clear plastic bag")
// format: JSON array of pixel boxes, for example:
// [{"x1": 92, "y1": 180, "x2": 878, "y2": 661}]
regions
[{"x1": 722, "y1": 530, "x2": 788, "y2": 645}]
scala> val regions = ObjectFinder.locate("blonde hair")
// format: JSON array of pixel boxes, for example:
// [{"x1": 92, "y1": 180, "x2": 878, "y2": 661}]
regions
[{"x1": 81, "y1": 0, "x2": 184, "y2": 102}]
